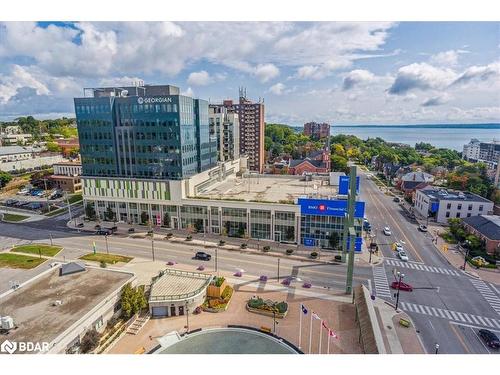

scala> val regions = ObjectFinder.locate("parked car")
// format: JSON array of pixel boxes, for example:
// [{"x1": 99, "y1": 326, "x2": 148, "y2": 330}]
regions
[
  {"x1": 96, "y1": 229, "x2": 111, "y2": 235},
  {"x1": 395, "y1": 243, "x2": 404, "y2": 252},
  {"x1": 393, "y1": 197, "x2": 401, "y2": 203},
  {"x1": 363, "y1": 219, "x2": 372, "y2": 232},
  {"x1": 478, "y1": 329, "x2": 500, "y2": 349},
  {"x1": 76, "y1": 223, "x2": 84, "y2": 228},
  {"x1": 390, "y1": 281, "x2": 413, "y2": 292},
  {"x1": 17, "y1": 188, "x2": 30, "y2": 195},
  {"x1": 383, "y1": 226, "x2": 392, "y2": 236},
  {"x1": 418, "y1": 224, "x2": 428, "y2": 232},
  {"x1": 398, "y1": 250, "x2": 409, "y2": 262},
  {"x1": 4, "y1": 199, "x2": 19, "y2": 206},
  {"x1": 194, "y1": 251, "x2": 211, "y2": 261}
]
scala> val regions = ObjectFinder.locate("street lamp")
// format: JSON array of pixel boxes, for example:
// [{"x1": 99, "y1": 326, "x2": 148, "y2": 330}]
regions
[
  {"x1": 462, "y1": 240, "x2": 471, "y2": 271},
  {"x1": 185, "y1": 301, "x2": 190, "y2": 333},
  {"x1": 435, "y1": 343, "x2": 439, "y2": 354},
  {"x1": 395, "y1": 271, "x2": 405, "y2": 310}
]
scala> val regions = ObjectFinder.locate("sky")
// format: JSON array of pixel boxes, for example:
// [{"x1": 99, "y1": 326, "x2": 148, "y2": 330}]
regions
[{"x1": 0, "y1": 21, "x2": 499, "y2": 125}]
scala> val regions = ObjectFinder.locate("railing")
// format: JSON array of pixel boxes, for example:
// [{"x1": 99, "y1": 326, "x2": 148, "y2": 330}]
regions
[{"x1": 149, "y1": 270, "x2": 213, "y2": 302}]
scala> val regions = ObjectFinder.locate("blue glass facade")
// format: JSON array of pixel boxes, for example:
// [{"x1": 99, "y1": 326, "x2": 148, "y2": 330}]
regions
[{"x1": 75, "y1": 89, "x2": 217, "y2": 180}]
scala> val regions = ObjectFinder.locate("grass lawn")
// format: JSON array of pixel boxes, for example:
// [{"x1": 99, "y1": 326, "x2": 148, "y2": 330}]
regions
[
  {"x1": 0, "y1": 253, "x2": 46, "y2": 269},
  {"x1": 2, "y1": 213, "x2": 29, "y2": 222},
  {"x1": 11, "y1": 244, "x2": 62, "y2": 257},
  {"x1": 45, "y1": 207, "x2": 68, "y2": 217},
  {"x1": 68, "y1": 193, "x2": 83, "y2": 204},
  {"x1": 79, "y1": 252, "x2": 133, "y2": 264}
]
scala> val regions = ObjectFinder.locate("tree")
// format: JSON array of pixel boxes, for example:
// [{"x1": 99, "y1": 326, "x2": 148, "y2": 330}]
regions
[
  {"x1": 163, "y1": 212, "x2": 171, "y2": 227},
  {"x1": 140, "y1": 211, "x2": 149, "y2": 224},
  {"x1": 85, "y1": 203, "x2": 96, "y2": 220},
  {"x1": 80, "y1": 329, "x2": 101, "y2": 354},
  {"x1": 120, "y1": 283, "x2": 147, "y2": 319},
  {"x1": 104, "y1": 206, "x2": 115, "y2": 221},
  {"x1": 0, "y1": 171, "x2": 13, "y2": 188},
  {"x1": 194, "y1": 219, "x2": 204, "y2": 232},
  {"x1": 285, "y1": 226, "x2": 295, "y2": 241},
  {"x1": 46, "y1": 142, "x2": 62, "y2": 153},
  {"x1": 331, "y1": 155, "x2": 348, "y2": 174},
  {"x1": 328, "y1": 232, "x2": 340, "y2": 250}
]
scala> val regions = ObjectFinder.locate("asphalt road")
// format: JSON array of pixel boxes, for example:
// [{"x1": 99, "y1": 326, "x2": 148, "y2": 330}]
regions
[{"x1": 359, "y1": 168, "x2": 500, "y2": 354}]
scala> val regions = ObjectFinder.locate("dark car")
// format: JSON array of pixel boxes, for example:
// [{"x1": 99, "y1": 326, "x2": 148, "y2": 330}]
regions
[
  {"x1": 478, "y1": 329, "x2": 500, "y2": 349},
  {"x1": 128, "y1": 228, "x2": 135, "y2": 233},
  {"x1": 96, "y1": 229, "x2": 111, "y2": 235},
  {"x1": 393, "y1": 197, "x2": 401, "y2": 203},
  {"x1": 390, "y1": 281, "x2": 413, "y2": 292},
  {"x1": 76, "y1": 223, "x2": 84, "y2": 228},
  {"x1": 194, "y1": 251, "x2": 211, "y2": 261}
]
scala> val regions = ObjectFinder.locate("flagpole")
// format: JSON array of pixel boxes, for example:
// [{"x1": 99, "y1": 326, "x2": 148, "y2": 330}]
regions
[
  {"x1": 327, "y1": 334, "x2": 330, "y2": 354},
  {"x1": 308, "y1": 312, "x2": 313, "y2": 354},
  {"x1": 298, "y1": 305, "x2": 302, "y2": 350},
  {"x1": 318, "y1": 320, "x2": 323, "y2": 354}
]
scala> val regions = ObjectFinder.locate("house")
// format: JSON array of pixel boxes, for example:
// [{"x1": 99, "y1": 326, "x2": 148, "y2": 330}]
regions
[
  {"x1": 398, "y1": 171, "x2": 434, "y2": 199},
  {"x1": 461, "y1": 215, "x2": 500, "y2": 256},
  {"x1": 287, "y1": 148, "x2": 331, "y2": 175},
  {"x1": 382, "y1": 162, "x2": 401, "y2": 184}
]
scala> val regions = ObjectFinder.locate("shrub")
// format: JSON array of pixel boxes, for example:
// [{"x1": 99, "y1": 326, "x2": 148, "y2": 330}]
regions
[
  {"x1": 80, "y1": 329, "x2": 101, "y2": 354},
  {"x1": 186, "y1": 235, "x2": 192, "y2": 241},
  {"x1": 263, "y1": 246, "x2": 271, "y2": 252},
  {"x1": 219, "y1": 240, "x2": 225, "y2": 246},
  {"x1": 248, "y1": 297, "x2": 264, "y2": 309},
  {"x1": 275, "y1": 301, "x2": 288, "y2": 314},
  {"x1": 334, "y1": 255, "x2": 342, "y2": 261},
  {"x1": 214, "y1": 276, "x2": 225, "y2": 287},
  {"x1": 310, "y1": 251, "x2": 318, "y2": 258},
  {"x1": 240, "y1": 243, "x2": 248, "y2": 249},
  {"x1": 221, "y1": 285, "x2": 233, "y2": 301},
  {"x1": 100, "y1": 260, "x2": 107, "y2": 268},
  {"x1": 286, "y1": 249, "x2": 294, "y2": 255}
]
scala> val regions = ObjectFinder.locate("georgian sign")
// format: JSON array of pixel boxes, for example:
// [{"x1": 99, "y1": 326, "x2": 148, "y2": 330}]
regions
[{"x1": 137, "y1": 97, "x2": 173, "y2": 105}]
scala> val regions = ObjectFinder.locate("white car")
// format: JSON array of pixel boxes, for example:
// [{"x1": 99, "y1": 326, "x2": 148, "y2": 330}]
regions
[
  {"x1": 395, "y1": 243, "x2": 404, "y2": 252},
  {"x1": 398, "y1": 251, "x2": 409, "y2": 262},
  {"x1": 383, "y1": 227, "x2": 392, "y2": 236}
]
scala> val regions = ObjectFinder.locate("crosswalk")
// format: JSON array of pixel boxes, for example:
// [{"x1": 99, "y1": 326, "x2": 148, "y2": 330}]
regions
[
  {"x1": 373, "y1": 266, "x2": 392, "y2": 299},
  {"x1": 400, "y1": 302, "x2": 500, "y2": 330},
  {"x1": 384, "y1": 259, "x2": 461, "y2": 276},
  {"x1": 470, "y1": 279, "x2": 500, "y2": 316}
]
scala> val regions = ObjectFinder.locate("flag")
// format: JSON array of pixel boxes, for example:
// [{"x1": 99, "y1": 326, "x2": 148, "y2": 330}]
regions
[
  {"x1": 312, "y1": 312, "x2": 321, "y2": 320},
  {"x1": 301, "y1": 304, "x2": 308, "y2": 315},
  {"x1": 329, "y1": 330, "x2": 338, "y2": 339}
]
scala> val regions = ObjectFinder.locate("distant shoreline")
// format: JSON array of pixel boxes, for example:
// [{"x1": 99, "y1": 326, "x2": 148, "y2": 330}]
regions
[{"x1": 332, "y1": 123, "x2": 500, "y2": 129}]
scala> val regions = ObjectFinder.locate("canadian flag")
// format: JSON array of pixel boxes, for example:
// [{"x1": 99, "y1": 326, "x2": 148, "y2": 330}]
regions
[{"x1": 322, "y1": 321, "x2": 338, "y2": 339}]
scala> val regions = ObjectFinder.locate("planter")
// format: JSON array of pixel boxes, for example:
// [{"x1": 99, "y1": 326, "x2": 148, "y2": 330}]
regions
[
  {"x1": 207, "y1": 279, "x2": 227, "y2": 298},
  {"x1": 286, "y1": 249, "x2": 294, "y2": 255},
  {"x1": 259, "y1": 275, "x2": 268, "y2": 282},
  {"x1": 167, "y1": 261, "x2": 176, "y2": 266},
  {"x1": 240, "y1": 243, "x2": 248, "y2": 249},
  {"x1": 310, "y1": 252, "x2": 318, "y2": 259},
  {"x1": 263, "y1": 246, "x2": 271, "y2": 253},
  {"x1": 246, "y1": 305, "x2": 288, "y2": 318},
  {"x1": 219, "y1": 240, "x2": 226, "y2": 246},
  {"x1": 302, "y1": 282, "x2": 312, "y2": 289},
  {"x1": 197, "y1": 265, "x2": 205, "y2": 271}
]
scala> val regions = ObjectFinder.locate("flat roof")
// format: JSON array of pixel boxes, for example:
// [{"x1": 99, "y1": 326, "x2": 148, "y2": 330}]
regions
[
  {"x1": 0, "y1": 267, "x2": 133, "y2": 347},
  {"x1": 149, "y1": 269, "x2": 212, "y2": 302},
  {"x1": 419, "y1": 189, "x2": 492, "y2": 203},
  {"x1": 462, "y1": 215, "x2": 500, "y2": 240},
  {"x1": 195, "y1": 175, "x2": 337, "y2": 203}
]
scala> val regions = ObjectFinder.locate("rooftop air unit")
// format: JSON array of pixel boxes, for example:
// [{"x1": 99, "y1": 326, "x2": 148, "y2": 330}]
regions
[{"x1": 1, "y1": 316, "x2": 15, "y2": 330}]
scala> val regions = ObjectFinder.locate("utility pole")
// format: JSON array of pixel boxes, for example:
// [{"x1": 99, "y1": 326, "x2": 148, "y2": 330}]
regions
[
  {"x1": 105, "y1": 234, "x2": 109, "y2": 254},
  {"x1": 345, "y1": 165, "x2": 358, "y2": 294},
  {"x1": 277, "y1": 258, "x2": 280, "y2": 282},
  {"x1": 151, "y1": 227, "x2": 155, "y2": 262}
]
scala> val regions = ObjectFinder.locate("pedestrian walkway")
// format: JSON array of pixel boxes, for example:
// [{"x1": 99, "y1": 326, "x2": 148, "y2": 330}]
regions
[
  {"x1": 384, "y1": 258, "x2": 461, "y2": 276},
  {"x1": 400, "y1": 302, "x2": 500, "y2": 330},
  {"x1": 373, "y1": 266, "x2": 392, "y2": 299},
  {"x1": 470, "y1": 279, "x2": 500, "y2": 316}
]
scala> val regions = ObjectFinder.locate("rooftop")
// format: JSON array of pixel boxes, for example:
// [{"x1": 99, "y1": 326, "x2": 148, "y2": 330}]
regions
[
  {"x1": 462, "y1": 215, "x2": 500, "y2": 240},
  {"x1": 420, "y1": 188, "x2": 493, "y2": 203},
  {"x1": 149, "y1": 269, "x2": 212, "y2": 303},
  {"x1": 0, "y1": 145, "x2": 39, "y2": 156},
  {"x1": 194, "y1": 174, "x2": 337, "y2": 204},
  {"x1": 0, "y1": 266, "x2": 133, "y2": 347}
]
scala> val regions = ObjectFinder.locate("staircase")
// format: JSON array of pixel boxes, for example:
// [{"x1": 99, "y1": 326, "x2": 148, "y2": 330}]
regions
[{"x1": 126, "y1": 313, "x2": 150, "y2": 335}]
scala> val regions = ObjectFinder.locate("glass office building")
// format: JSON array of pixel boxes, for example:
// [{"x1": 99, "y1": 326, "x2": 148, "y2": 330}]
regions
[{"x1": 75, "y1": 84, "x2": 217, "y2": 180}]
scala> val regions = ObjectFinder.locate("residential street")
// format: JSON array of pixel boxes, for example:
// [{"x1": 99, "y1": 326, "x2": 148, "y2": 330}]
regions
[{"x1": 359, "y1": 168, "x2": 500, "y2": 354}]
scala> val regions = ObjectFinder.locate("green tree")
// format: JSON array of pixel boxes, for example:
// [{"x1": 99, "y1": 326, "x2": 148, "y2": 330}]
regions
[
  {"x1": 163, "y1": 212, "x2": 170, "y2": 227},
  {"x1": 0, "y1": 171, "x2": 13, "y2": 188},
  {"x1": 328, "y1": 232, "x2": 340, "y2": 250},
  {"x1": 120, "y1": 283, "x2": 147, "y2": 319},
  {"x1": 331, "y1": 155, "x2": 348, "y2": 174},
  {"x1": 46, "y1": 142, "x2": 62, "y2": 152},
  {"x1": 104, "y1": 206, "x2": 115, "y2": 222},
  {"x1": 85, "y1": 203, "x2": 96, "y2": 220},
  {"x1": 140, "y1": 211, "x2": 149, "y2": 224}
]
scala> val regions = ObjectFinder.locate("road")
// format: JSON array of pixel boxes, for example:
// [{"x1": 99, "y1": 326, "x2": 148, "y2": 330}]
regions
[{"x1": 359, "y1": 168, "x2": 500, "y2": 354}]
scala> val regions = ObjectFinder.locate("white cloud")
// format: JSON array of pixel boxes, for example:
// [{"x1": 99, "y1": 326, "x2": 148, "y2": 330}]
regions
[
  {"x1": 269, "y1": 82, "x2": 286, "y2": 95},
  {"x1": 452, "y1": 61, "x2": 500, "y2": 86},
  {"x1": 181, "y1": 87, "x2": 195, "y2": 97},
  {"x1": 187, "y1": 70, "x2": 212, "y2": 86},
  {"x1": 342, "y1": 69, "x2": 375, "y2": 90},
  {"x1": 254, "y1": 63, "x2": 279, "y2": 83},
  {"x1": 430, "y1": 50, "x2": 461, "y2": 66},
  {"x1": 388, "y1": 63, "x2": 456, "y2": 95},
  {"x1": 99, "y1": 76, "x2": 144, "y2": 87},
  {"x1": 421, "y1": 93, "x2": 452, "y2": 107}
]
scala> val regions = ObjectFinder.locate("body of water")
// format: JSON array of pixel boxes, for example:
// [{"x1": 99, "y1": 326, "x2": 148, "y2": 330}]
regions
[{"x1": 332, "y1": 124, "x2": 500, "y2": 151}]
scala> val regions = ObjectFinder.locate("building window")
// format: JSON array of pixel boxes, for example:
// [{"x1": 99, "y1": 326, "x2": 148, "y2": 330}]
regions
[
  {"x1": 479, "y1": 205, "x2": 483, "y2": 211},
  {"x1": 467, "y1": 213, "x2": 471, "y2": 217},
  {"x1": 457, "y1": 204, "x2": 462, "y2": 210},
  {"x1": 446, "y1": 203, "x2": 451, "y2": 209},
  {"x1": 456, "y1": 212, "x2": 461, "y2": 218},
  {"x1": 468, "y1": 204, "x2": 473, "y2": 211},
  {"x1": 446, "y1": 212, "x2": 450, "y2": 218}
]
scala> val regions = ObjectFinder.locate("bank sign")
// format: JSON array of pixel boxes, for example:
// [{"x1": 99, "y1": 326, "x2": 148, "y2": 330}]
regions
[
  {"x1": 338, "y1": 176, "x2": 360, "y2": 195},
  {"x1": 298, "y1": 198, "x2": 365, "y2": 218}
]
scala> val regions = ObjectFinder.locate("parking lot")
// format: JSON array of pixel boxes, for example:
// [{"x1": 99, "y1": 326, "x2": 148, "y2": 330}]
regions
[{"x1": 1, "y1": 188, "x2": 67, "y2": 213}]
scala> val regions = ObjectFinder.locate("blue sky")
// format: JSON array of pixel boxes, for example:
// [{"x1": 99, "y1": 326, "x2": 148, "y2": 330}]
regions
[{"x1": 0, "y1": 21, "x2": 499, "y2": 125}]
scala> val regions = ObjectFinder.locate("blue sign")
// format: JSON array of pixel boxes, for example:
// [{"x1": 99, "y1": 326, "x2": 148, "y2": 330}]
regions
[
  {"x1": 304, "y1": 238, "x2": 315, "y2": 247},
  {"x1": 346, "y1": 236, "x2": 363, "y2": 252},
  {"x1": 298, "y1": 198, "x2": 365, "y2": 218},
  {"x1": 430, "y1": 202, "x2": 439, "y2": 213},
  {"x1": 338, "y1": 176, "x2": 360, "y2": 195}
]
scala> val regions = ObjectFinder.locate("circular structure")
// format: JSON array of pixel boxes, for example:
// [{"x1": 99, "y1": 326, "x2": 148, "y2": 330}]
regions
[{"x1": 157, "y1": 327, "x2": 299, "y2": 354}]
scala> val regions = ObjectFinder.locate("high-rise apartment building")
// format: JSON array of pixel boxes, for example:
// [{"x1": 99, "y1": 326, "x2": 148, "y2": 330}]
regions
[
  {"x1": 303, "y1": 122, "x2": 330, "y2": 140},
  {"x1": 74, "y1": 84, "x2": 217, "y2": 180},
  {"x1": 208, "y1": 104, "x2": 240, "y2": 162},
  {"x1": 222, "y1": 89, "x2": 264, "y2": 172},
  {"x1": 463, "y1": 138, "x2": 500, "y2": 169}
]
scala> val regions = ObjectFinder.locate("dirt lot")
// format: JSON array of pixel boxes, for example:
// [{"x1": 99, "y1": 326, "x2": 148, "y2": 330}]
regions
[
  {"x1": 110, "y1": 283, "x2": 363, "y2": 354},
  {"x1": 0, "y1": 267, "x2": 132, "y2": 345}
]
